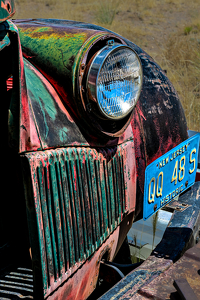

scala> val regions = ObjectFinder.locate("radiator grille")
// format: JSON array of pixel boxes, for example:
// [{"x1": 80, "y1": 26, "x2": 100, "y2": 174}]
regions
[{"x1": 22, "y1": 142, "x2": 134, "y2": 295}]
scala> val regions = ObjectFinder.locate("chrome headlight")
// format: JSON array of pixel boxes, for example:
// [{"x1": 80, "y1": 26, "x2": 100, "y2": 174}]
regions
[{"x1": 86, "y1": 43, "x2": 143, "y2": 120}]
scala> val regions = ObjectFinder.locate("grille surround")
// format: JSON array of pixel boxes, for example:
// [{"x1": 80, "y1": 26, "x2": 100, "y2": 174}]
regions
[{"x1": 21, "y1": 141, "x2": 136, "y2": 298}]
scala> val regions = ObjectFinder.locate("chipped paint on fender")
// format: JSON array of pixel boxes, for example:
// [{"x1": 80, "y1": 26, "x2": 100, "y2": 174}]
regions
[
  {"x1": 18, "y1": 25, "x2": 88, "y2": 78},
  {"x1": 23, "y1": 58, "x2": 91, "y2": 149},
  {"x1": 0, "y1": 0, "x2": 15, "y2": 22}
]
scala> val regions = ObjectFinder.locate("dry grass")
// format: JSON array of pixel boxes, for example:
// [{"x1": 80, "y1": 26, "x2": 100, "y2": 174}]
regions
[
  {"x1": 159, "y1": 6, "x2": 199, "y2": 130},
  {"x1": 14, "y1": 0, "x2": 200, "y2": 130},
  {"x1": 158, "y1": 26, "x2": 200, "y2": 130}
]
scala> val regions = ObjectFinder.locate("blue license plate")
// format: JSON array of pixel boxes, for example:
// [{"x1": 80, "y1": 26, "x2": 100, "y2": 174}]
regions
[{"x1": 143, "y1": 134, "x2": 200, "y2": 220}]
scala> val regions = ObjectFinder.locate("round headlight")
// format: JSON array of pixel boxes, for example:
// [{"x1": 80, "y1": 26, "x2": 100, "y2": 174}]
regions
[{"x1": 86, "y1": 43, "x2": 143, "y2": 120}]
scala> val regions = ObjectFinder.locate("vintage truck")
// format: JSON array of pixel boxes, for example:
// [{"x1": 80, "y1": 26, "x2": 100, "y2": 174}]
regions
[{"x1": 0, "y1": 1, "x2": 200, "y2": 299}]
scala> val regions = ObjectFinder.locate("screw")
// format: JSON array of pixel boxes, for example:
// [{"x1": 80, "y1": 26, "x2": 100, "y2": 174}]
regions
[
  {"x1": 87, "y1": 103, "x2": 92, "y2": 113},
  {"x1": 107, "y1": 39, "x2": 115, "y2": 46}
]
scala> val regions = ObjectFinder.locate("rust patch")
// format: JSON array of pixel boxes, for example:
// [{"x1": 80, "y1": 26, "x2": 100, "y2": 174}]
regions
[{"x1": 137, "y1": 242, "x2": 200, "y2": 299}]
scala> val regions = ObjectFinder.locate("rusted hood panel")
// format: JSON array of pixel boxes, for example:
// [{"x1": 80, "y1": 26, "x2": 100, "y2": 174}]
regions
[
  {"x1": 14, "y1": 18, "x2": 187, "y2": 153},
  {"x1": 23, "y1": 58, "x2": 89, "y2": 149},
  {"x1": 15, "y1": 19, "x2": 109, "y2": 115},
  {"x1": 13, "y1": 19, "x2": 136, "y2": 150}
]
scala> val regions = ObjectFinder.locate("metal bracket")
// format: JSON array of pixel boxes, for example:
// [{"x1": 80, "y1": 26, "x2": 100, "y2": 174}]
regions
[{"x1": 165, "y1": 199, "x2": 191, "y2": 212}]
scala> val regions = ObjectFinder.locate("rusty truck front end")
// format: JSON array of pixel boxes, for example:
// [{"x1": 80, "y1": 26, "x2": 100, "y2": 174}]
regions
[{"x1": 1, "y1": 1, "x2": 199, "y2": 299}]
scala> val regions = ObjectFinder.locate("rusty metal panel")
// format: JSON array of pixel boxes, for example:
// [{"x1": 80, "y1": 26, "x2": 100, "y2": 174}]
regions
[
  {"x1": 173, "y1": 278, "x2": 199, "y2": 300},
  {"x1": 135, "y1": 242, "x2": 200, "y2": 299},
  {"x1": 21, "y1": 140, "x2": 136, "y2": 299},
  {"x1": 99, "y1": 181, "x2": 200, "y2": 300}
]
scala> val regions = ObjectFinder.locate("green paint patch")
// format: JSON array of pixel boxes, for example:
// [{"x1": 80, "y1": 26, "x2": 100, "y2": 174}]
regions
[
  {"x1": 19, "y1": 26, "x2": 87, "y2": 77},
  {"x1": 24, "y1": 59, "x2": 57, "y2": 138},
  {"x1": 0, "y1": 0, "x2": 15, "y2": 22}
]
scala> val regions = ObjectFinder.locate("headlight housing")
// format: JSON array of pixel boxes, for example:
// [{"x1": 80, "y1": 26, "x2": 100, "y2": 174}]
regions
[
  {"x1": 86, "y1": 43, "x2": 143, "y2": 120},
  {"x1": 76, "y1": 37, "x2": 143, "y2": 138}
]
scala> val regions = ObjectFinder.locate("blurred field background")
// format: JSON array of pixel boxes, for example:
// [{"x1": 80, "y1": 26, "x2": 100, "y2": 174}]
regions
[{"x1": 14, "y1": 0, "x2": 200, "y2": 130}]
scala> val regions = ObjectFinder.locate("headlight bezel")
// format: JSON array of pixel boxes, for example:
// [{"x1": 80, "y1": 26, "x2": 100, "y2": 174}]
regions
[{"x1": 86, "y1": 42, "x2": 143, "y2": 121}]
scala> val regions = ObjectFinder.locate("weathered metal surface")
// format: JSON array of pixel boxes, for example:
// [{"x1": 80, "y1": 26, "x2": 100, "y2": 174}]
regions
[
  {"x1": 12, "y1": 19, "x2": 188, "y2": 225},
  {"x1": 22, "y1": 58, "x2": 134, "y2": 151},
  {"x1": 13, "y1": 20, "x2": 187, "y2": 156},
  {"x1": 0, "y1": 0, "x2": 15, "y2": 22},
  {"x1": 135, "y1": 242, "x2": 200, "y2": 299},
  {"x1": 23, "y1": 57, "x2": 89, "y2": 150},
  {"x1": 1, "y1": 16, "x2": 191, "y2": 300},
  {"x1": 99, "y1": 181, "x2": 200, "y2": 299},
  {"x1": 21, "y1": 141, "x2": 136, "y2": 299},
  {"x1": 173, "y1": 278, "x2": 199, "y2": 300},
  {"x1": 45, "y1": 219, "x2": 134, "y2": 300},
  {"x1": 0, "y1": 32, "x2": 10, "y2": 50},
  {"x1": 15, "y1": 19, "x2": 131, "y2": 145},
  {"x1": 5, "y1": 20, "x2": 37, "y2": 153},
  {"x1": 15, "y1": 20, "x2": 108, "y2": 125},
  {"x1": 130, "y1": 49, "x2": 188, "y2": 219}
]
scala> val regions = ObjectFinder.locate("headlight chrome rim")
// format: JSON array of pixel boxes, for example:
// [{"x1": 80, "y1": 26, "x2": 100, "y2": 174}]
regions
[{"x1": 86, "y1": 43, "x2": 143, "y2": 120}]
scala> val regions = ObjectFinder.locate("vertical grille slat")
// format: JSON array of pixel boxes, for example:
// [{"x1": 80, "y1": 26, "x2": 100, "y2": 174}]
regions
[
  {"x1": 107, "y1": 155, "x2": 116, "y2": 229},
  {"x1": 22, "y1": 142, "x2": 135, "y2": 296},
  {"x1": 103, "y1": 159, "x2": 111, "y2": 233},
  {"x1": 120, "y1": 155, "x2": 126, "y2": 212},
  {"x1": 113, "y1": 156, "x2": 121, "y2": 221},
  {"x1": 99, "y1": 158, "x2": 109, "y2": 238},
  {"x1": 88, "y1": 155, "x2": 101, "y2": 249},
  {"x1": 55, "y1": 157, "x2": 69, "y2": 271},
  {"x1": 31, "y1": 154, "x2": 48, "y2": 291},
  {"x1": 74, "y1": 159, "x2": 85, "y2": 261},
  {"x1": 79, "y1": 155, "x2": 93, "y2": 256},
  {"x1": 36, "y1": 163, "x2": 53, "y2": 287},
  {"x1": 94, "y1": 160, "x2": 104, "y2": 241},
  {"x1": 65, "y1": 157, "x2": 79, "y2": 263},
  {"x1": 112, "y1": 158, "x2": 118, "y2": 222},
  {"x1": 44, "y1": 162, "x2": 59, "y2": 281},
  {"x1": 85, "y1": 158, "x2": 96, "y2": 251},
  {"x1": 75, "y1": 154, "x2": 88, "y2": 256},
  {"x1": 59, "y1": 151, "x2": 75, "y2": 268},
  {"x1": 48, "y1": 154, "x2": 65, "y2": 277}
]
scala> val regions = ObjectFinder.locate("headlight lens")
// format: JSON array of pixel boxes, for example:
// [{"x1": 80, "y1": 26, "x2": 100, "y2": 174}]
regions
[{"x1": 87, "y1": 43, "x2": 143, "y2": 120}]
